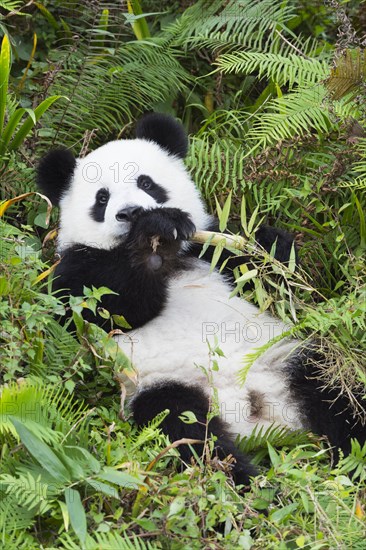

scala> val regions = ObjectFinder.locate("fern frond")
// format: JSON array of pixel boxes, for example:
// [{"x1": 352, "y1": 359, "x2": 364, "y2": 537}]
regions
[
  {"x1": 188, "y1": 134, "x2": 247, "y2": 204},
  {"x1": 0, "y1": 380, "x2": 89, "y2": 443},
  {"x1": 245, "y1": 85, "x2": 335, "y2": 154},
  {"x1": 43, "y1": 39, "x2": 190, "y2": 150},
  {"x1": 0, "y1": 472, "x2": 58, "y2": 514},
  {"x1": 0, "y1": 490, "x2": 35, "y2": 534},
  {"x1": 237, "y1": 423, "x2": 313, "y2": 464},
  {"x1": 170, "y1": 0, "x2": 294, "y2": 53},
  {"x1": 337, "y1": 439, "x2": 366, "y2": 481},
  {"x1": 0, "y1": 0, "x2": 22, "y2": 10},
  {"x1": 131, "y1": 409, "x2": 170, "y2": 450},
  {"x1": 0, "y1": 531, "x2": 40, "y2": 550},
  {"x1": 61, "y1": 531, "x2": 160, "y2": 550},
  {"x1": 216, "y1": 52, "x2": 329, "y2": 89},
  {"x1": 326, "y1": 48, "x2": 366, "y2": 101}
]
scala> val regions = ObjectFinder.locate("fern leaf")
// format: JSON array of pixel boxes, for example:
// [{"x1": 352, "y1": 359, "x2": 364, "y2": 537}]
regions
[
  {"x1": 61, "y1": 531, "x2": 160, "y2": 549},
  {"x1": 244, "y1": 86, "x2": 334, "y2": 154},
  {"x1": 0, "y1": 380, "x2": 90, "y2": 443},
  {"x1": 237, "y1": 423, "x2": 313, "y2": 465},
  {"x1": 337, "y1": 439, "x2": 366, "y2": 481},
  {"x1": 326, "y1": 48, "x2": 366, "y2": 101},
  {"x1": 170, "y1": 0, "x2": 295, "y2": 53},
  {"x1": 216, "y1": 51, "x2": 329, "y2": 89}
]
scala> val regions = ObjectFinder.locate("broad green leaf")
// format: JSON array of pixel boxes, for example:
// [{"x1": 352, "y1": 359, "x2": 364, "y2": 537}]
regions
[
  {"x1": 94, "y1": 8, "x2": 109, "y2": 50},
  {"x1": 0, "y1": 34, "x2": 10, "y2": 135},
  {"x1": 112, "y1": 314, "x2": 132, "y2": 329},
  {"x1": 271, "y1": 502, "x2": 298, "y2": 523},
  {"x1": 168, "y1": 496, "x2": 185, "y2": 517},
  {"x1": 210, "y1": 241, "x2": 225, "y2": 272},
  {"x1": 127, "y1": 0, "x2": 151, "y2": 40},
  {"x1": 240, "y1": 196, "x2": 247, "y2": 234},
  {"x1": 247, "y1": 205, "x2": 260, "y2": 234},
  {"x1": 10, "y1": 417, "x2": 70, "y2": 483},
  {"x1": 179, "y1": 411, "x2": 198, "y2": 424},
  {"x1": 65, "y1": 488, "x2": 87, "y2": 547},
  {"x1": 9, "y1": 95, "x2": 64, "y2": 151},
  {"x1": 98, "y1": 467, "x2": 145, "y2": 489},
  {"x1": 0, "y1": 108, "x2": 25, "y2": 155},
  {"x1": 87, "y1": 479, "x2": 119, "y2": 498},
  {"x1": 59, "y1": 500, "x2": 70, "y2": 532}
]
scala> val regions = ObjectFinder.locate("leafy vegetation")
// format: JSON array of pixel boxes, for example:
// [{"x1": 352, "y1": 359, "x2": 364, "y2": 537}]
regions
[{"x1": 0, "y1": 0, "x2": 365, "y2": 547}]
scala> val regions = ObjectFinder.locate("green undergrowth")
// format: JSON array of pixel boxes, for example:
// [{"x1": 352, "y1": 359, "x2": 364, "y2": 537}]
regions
[
  {"x1": 1, "y1": 0, "x2": 366, "y2": 547},
  {"x1": 1, "y1": 197, "x2": 365, "y2": 548}
]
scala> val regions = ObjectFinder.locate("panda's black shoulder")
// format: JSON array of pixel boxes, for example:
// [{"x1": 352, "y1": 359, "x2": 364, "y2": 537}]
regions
[{"x1": 54, "y1": 244, "x2": 128, "y2": 289}]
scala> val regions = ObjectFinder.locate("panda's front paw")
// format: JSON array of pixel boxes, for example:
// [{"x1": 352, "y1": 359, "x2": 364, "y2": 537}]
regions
[
  {"x1": 127, "y1": 208, "x2": 195, "y2": 269},
  {"x1": 131, "y1": 208, "x2": 196, "y2": 244}
]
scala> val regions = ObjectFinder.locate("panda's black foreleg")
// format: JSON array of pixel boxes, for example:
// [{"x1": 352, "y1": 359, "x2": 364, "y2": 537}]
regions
[
  {"x1": 131, "y1": 381, "x2": 257, "y2": 486},
  {"x1": 254, "y1": 225, "x2": 298, "y2": 266}
]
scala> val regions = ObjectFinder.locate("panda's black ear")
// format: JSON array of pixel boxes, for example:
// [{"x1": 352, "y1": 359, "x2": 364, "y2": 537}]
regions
[
  {"x1": 37, "y1": 149, "x2": 76, "y2": 206},
  {"x1": 136, "y1": 113, "x2": 188, "y2": 159}
]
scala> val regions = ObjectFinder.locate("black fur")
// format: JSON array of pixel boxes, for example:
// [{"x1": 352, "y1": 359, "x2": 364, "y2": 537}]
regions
[
  {"x1": 286, "y1": 345, "x2": 366, "y2": 457},
  {"x1": 137, "y1": 175, "x2": 168, "y2": 204},
  {"x1": 90, "y1": 188, "x2": 110, "y2": 222},
  {"x1": 136, "y1": 113, "x2": 188, "y2": 159},
  {"x1": 37, "y1": 148, "x2": 76, "y2": 206},
  {"x1": 53, "y1": 208, "x2": 195, "y2": 329},
  {"x1": 255, "y1": 225, "x2": 298, "y2": 266},
  {"x1": 131, "y1": 381, "x2": 257, "y2": 486}
]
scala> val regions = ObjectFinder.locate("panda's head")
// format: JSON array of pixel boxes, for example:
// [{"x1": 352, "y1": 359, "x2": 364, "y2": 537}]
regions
[{"x1": 37, "y1": 113, "x2": 210, "y2": 251}]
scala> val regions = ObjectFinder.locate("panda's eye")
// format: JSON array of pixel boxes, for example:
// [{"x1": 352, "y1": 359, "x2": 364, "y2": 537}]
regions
[
  {"x1": 138, "y1": 175, "x2": 154, "y2": 191},
  {"x1": 96, "y1": 189, "x2": 110, "y2": 205}
]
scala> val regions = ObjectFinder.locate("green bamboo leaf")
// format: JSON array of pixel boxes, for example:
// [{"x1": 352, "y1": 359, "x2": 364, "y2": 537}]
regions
[
  {"x1": 271, "y1": 502, "x2": 298, "y2": 523},
  {"x1": 10, "y1": 417, "x2": 71, "y2": 483},
  {"x1": 235, "y1": 268, "x2": 258, "y2": 284},
  {"x1": 87, "y1": 479, "x2": 119, "y2": 498},
  {"x1": 210, "y1": 241, "x2": 225, "y2": 272},
  {"x1": 218, "y1": 191, "x2": 232, "y2": 232},
  {"x1": 98, "y1": 467, "x2": 145, "y2": 489},
  {"x1": 127, "y1": 0, "x2": 151, "y2": 40},
  {"x1": 65, "y1": 487, "x2": 87, "y2": 547},
  {"x1": 0, "y1": 107, "x2": 25, "y2": 155},
  {"x1": 9, "y1": 95, "x2": 64, "y2": 151},
  {"x1": 247, "y1": 205, "x2": 260, "y2": 234},
  {"x1": 0, "y1": 34, "x2": 10, "y2": 135},
  {"x1": 240, "y1": 196, "x2": 248, "y2": 235}
]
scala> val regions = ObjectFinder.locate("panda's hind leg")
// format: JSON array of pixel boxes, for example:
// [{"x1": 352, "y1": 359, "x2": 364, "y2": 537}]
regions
[
  {"x1": 131, "y1": 381, "x2": 257, "y2": 486},
  {"x1": 287, "y1": 344, "x2": 366, "y2": 457}
]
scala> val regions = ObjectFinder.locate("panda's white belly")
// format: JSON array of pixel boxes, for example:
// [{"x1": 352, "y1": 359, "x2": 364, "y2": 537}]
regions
[{"x1": 115, "y1": 261, "x2": 303, "y2": 436}]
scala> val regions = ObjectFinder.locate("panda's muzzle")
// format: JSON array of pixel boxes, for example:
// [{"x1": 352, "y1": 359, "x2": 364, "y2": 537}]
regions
[{"x1": 115, "y1": 206, "x2": 143, "y2": 222}]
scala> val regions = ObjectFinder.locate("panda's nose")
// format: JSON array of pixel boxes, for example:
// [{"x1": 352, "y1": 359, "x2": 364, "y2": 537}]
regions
[{"x1": 116, "y1": 206, "x2": 142, "y2": 222}]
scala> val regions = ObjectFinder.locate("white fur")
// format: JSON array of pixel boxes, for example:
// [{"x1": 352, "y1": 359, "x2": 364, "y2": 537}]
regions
[
  {"x1": 57, "y1": 139, "x2": 211, "y2": 251},
  {"x1": 116, "y1": 262, "x2": 303, "y2": 437}
]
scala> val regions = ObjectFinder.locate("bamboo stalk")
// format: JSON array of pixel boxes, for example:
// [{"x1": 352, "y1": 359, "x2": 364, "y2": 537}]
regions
[{"x1": 190, "y1": 230, "x2": 247, "y2": 251}]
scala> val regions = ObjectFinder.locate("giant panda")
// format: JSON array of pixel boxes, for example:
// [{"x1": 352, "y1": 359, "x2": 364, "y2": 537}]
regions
[{"x1": 37, "y1": 113, "x2": 365, "y2": 485}]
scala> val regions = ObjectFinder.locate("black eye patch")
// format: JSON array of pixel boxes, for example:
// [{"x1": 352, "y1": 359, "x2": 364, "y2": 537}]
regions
[
  {"x1": 90, "y1": 188, "x2": 110, "y2": 222},
  {"x1": 137, "y1": 175, "x2": 168, "y2": 204}
]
